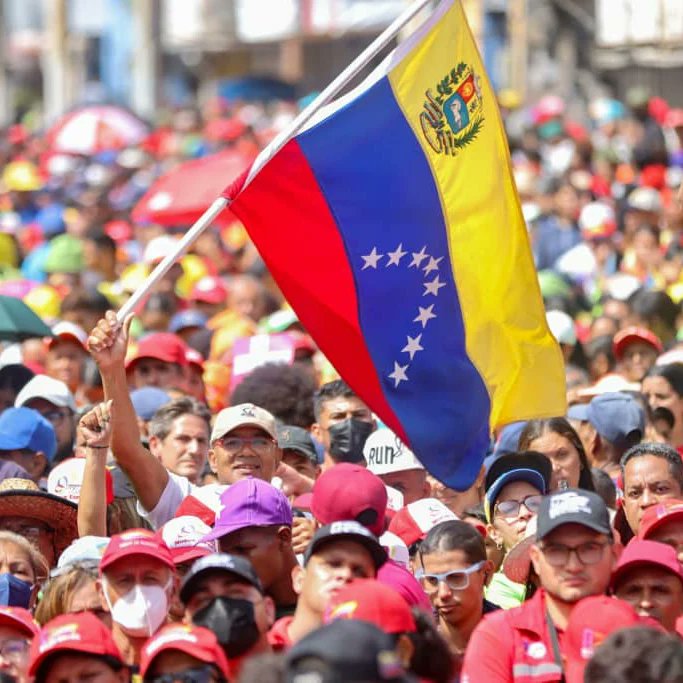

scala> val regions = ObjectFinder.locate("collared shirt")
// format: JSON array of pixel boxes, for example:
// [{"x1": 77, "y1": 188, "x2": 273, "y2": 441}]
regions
[
  {"x1": 268, "y1": 616, "x2": 294, "y2": 652},
  {"x1": 461, "y1": 589, "x2": 565, "y2": 683}
]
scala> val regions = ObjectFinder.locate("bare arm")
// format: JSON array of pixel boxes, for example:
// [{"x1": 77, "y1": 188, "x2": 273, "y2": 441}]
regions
[
  {"x1": 77, "y1": 401, "x2": 112, "y2": 537},
  {"x1": 87, "y1": 311, "x2": 169, "y2": 512}
]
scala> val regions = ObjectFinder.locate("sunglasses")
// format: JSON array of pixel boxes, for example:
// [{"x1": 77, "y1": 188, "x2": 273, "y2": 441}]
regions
[{"x1": 415, "y1": 561, "x2": 485, "y2": 594}]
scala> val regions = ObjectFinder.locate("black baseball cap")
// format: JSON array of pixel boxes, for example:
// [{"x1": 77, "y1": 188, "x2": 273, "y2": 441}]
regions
[
  {"x1": 180, "y1": 553, "x2": 263, "y2": 604},
  {"x1": 304, "y1": 520, "x2": 387, "y2": 569},
  {"x1": 484, "y1": 451, "x2": 552, "y2": 523},
  {"x1": 285, "y1": 620, "x2": 415, "y2": 683},
  {"x1": 536, "y1": 489, "x2": 613, "y2": 542},
  {"x1": 277, "y1": 425, "x2": 318, "y2": 464}
]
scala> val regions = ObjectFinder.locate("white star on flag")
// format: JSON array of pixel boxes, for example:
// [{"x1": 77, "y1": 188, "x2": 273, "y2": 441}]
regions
[
  {"x1": 361, "y1": 247, "x2": 383, "y2": 270},
  {"x1": 423, "y1": 275, "x2": 446, "y2": 297},
  {"x1": 423, "y1": 256, "x2": 443, "y2": 275},
  {"x1": 386, "y1": 243, "x2": 407, "y2": 266},
  {"x1": 402, "y1": 333, "x2": 423, "y2": 360},
  {"x1": 414, "y1": 304, "x2": 437, "y2": 328},
  {"x1": 388, "y1": 361, "x2": 409, "y2": 387},
  {"x1": 409, "y1": 246, "x2": 428, "y2": 268}
]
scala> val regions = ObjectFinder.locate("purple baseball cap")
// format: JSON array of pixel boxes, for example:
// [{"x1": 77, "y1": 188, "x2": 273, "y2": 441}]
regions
[{"x1": 201, "y1": 478, "x2": 293, "y2": 542}]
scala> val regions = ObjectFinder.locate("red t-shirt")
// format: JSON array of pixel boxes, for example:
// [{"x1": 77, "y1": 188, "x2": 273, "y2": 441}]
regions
[{"x1": 268, "y1": 616, "x2": 294, "y2": 652}]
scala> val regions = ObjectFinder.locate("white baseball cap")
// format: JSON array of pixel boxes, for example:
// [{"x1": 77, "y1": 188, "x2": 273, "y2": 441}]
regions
[
  {"x1": 15, "y1": 374, "x2": 77, "y2": 412},
  {"x1": 210, "y1": 403, "x2": 276, "y2": 442},
  {"x1": 364, "y1": 428, "x2": 424, "y2": 475},
  {"x1": 546, "y1": 310, "x2": 576, "y2": 346},
  {"x1": 49, "y1": 321, "x2": 88, "y2": 350}
]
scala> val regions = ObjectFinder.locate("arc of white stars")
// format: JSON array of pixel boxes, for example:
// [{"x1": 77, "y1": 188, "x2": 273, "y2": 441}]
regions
[
  {"x1": 423, "y1": 275, "x2": 446, "y2": 297},
  {"x1": 361, "y1": 247, "x2": 383, "y2": 270},
  {"x1": 388, "y1": 361, "x2": 409, "y2": 388},
  {"x1": 409, "y1": 246, "x2": 428, "y2": 268},
  {"x1": 423, "y1": 256, "x2": 443, "y2": 275},
  {"x1": 414, "y1": 304, "x2": 437, "y2": 328},
  {"x1": 402, "y1": 333, "x2": 423, "y2": 360},
  {"x1": 386, "y1": 243, "x2": 407, "y2": 267}
]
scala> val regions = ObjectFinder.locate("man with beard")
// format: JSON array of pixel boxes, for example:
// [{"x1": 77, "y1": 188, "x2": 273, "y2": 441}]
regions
[{"x1": 462, "y1": 489, "x2": 618, "y2": 682}]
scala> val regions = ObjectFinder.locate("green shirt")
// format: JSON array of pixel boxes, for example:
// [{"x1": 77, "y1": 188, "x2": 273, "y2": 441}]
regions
[{"x1": 484, "y1": 569, "x2": 526, "y2": 609}]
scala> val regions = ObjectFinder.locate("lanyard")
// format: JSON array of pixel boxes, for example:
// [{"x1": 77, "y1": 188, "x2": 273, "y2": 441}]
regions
[{"x1": 545, "y1": 610, "x2": 565, "y2": 682}]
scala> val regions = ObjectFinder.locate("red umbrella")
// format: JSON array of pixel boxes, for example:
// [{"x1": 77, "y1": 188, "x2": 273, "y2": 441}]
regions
[
  {"x1": 132, "y1": 149, "x2": 254, "y2": 228},
  {"x1": 46, "y1": 105, "x2": 149, "y2": 155}
]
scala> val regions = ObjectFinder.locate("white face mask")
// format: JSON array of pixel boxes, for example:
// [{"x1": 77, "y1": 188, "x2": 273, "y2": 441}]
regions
[{"x1": 103, "y1": 577, "x2": 171, "y2": 638}]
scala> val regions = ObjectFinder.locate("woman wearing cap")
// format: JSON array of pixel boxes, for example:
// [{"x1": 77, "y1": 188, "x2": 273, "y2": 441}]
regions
[
  {"x1": 483, "y1": 452, "x2": 552, "y2": 609},
  {"x1": 519, "y1": 417, "x2": 595, "y2": 492},
  {"x1": 0, "y1": 606, "x2": 38, "y2": 683},
  {"x1": 643, "y1": 363, "x2": 683, "y2": 452}
]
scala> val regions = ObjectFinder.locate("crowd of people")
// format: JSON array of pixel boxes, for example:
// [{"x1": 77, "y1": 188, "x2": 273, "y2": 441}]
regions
[{"x1": 0, "y1": 85, "x2": 680, "y2": 682}]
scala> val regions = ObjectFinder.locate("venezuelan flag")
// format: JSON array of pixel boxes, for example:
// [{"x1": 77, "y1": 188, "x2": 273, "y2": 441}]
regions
[{"x1": 225, "y1": 0, "x2": 566, "y2": 489}]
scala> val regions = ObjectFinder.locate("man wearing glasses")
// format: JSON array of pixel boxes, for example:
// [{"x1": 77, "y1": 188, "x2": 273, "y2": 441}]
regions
[
  {"x1": 462, "y1": 489, "x2": 618, "y2": 682},
  {"x1": 416, "y1": 520, "x2": 495, "y2": 661},
  {"x1": 87, "y1": 310, "x2": 283, "y2": 528}
]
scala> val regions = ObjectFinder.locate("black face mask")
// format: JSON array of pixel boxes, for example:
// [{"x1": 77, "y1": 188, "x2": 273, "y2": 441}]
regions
[
  {"x1": 192, "y1": 597, "x2": 260, "y2": 658},
  {"x1": 328, "y1": 418, "x2": 374, "y2": 463}
]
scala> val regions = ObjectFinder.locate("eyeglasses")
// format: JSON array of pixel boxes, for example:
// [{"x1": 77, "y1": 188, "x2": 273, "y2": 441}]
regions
[
  {"x1": 494, "y1": 495, "x2": 543, "y2": 519},
  {"x1": 0, "y1": 638, "x2": 29, "y2": 663},
  {"x1": 0, "y1": 521, "x2": 53, "y2": 543},
  {"x1": 415, "y1": 561, "x2": 485, "y2": 594},
  {"x1": 214, "y1": 436, "x2": 275, "y2": 455},
  {"x1": 539, "y1": 541, "x2": 610, "y2": 567},
  {"x1": 147, "y1": 665, "x2": 225, "y2": 683}
]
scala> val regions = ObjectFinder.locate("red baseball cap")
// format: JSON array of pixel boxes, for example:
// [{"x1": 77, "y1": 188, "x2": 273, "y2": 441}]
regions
[
  {"x1": 29, "y1": 612, "x2": 123, "y2": 677},
  {"x1": 140, "y1": 624, "x2": 229, "y2": 680},
  {"x1": 324, "y1": 579, "x2": 416, "y2": 634},
  {"x1": 190, "y1": 276, "x2": 228, "y2": 305},
  {"x1": 158, "y1": 516, "x2": 216, "y2": 566},
  {"x1": 564, "y1": 595, "x2": 660, "y2": 683},
  {"x1": 388, "y1": 498, "x2": 457, "y2": 547},
  {"x1": 185, "y1": 348, "x2": 205, "y2": 372},
  {"x1": 613, "y1": 326, "x2": 663, "y2": 361},
  {"x1": 610, "y1": 539, "x2": 683, "y2": 591},
  {"x1": 0, "y1": 607, "x2": 39, "y2": 638},
  {"x1": 126, "y1": 333, "x2": 189, "y2": 369},
  {"x1": 100, "y1": 528, "x2": 175, "y2": 573},
  {"x1": 638, "y1": 499, "x2": 683, "y2": 540},
  {"x1": 311, "y1": 464, "x2": 388, "y2": 537},
  {"x1": 47, "y1": 322, "x2": 88, "y2": 351}
]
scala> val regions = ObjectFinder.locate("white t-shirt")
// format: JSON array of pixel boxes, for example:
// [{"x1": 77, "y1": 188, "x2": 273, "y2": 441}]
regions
[{"x1": 137, "y1": 471, "x2": 227, "y2": 529}]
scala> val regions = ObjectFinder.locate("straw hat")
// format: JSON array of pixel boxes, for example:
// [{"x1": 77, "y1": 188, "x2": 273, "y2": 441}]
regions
[
  {"x1": 0, "y1": 479, "x2": 78, "y2": 557},
  {"x1": 502, "y1": 517, "x2": 537, "y2": 585}
]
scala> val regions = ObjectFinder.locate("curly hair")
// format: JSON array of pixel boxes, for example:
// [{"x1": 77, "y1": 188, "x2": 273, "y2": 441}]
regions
[{"x1": 230, "y1": 363, "x2": 316, "y2": 428}]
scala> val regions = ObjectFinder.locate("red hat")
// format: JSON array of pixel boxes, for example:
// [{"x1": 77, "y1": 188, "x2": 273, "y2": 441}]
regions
[
  {"x1": 190, "y1": 276, "x2": 228, "y2": 305},
  {"x1": 324, "y1": 579, "x2": 416, "y2": 634},
  {"x1": 311, "y1": 464, "x2": 388, "y2": 537},
  {"x1": 29, "y1": 612, "x2": 123, "y2": 677},
  {"x1": 0, "y1": 607, "x2": 39, "y2": 638},
  {"x1": 100, "y1": 528, "x2": 175, "y2": 573},
  {"x1": 126, "y1": 333, "x2": 189, "y2": 369},
  {"x1": 612, "y1": 326, "x2": 663, "y2": 361},
  {"x1": 610, "y1": 539, "x2": 683, "y2": 591},
  {"x1": 158, "y1": 516, "x2": 216, "y2": 566},
  {"x1": 185, "y1": 348, "x2": 205, "y2": 372},
  {"x1": 104, "y1": 220, "x2": 133, "y2": 244},
  {"x1": 47, "y1": 322, "x2": 88, "y2": 351},
  {"x1": 388, "y1": 498, "x2": 457, "y2": 547},
  {"x1": 638, "y1": 499, "x2": 683, "y2": 540},
  {"x1": 564, "y1": 595, "x2": 660, "y2": 683},
  {"x1": 173, "y1": 484, "x2": 228, "y2": 527},
  {"x1": 140, "y1": 624, "x2": 229, "y2": 680}
]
